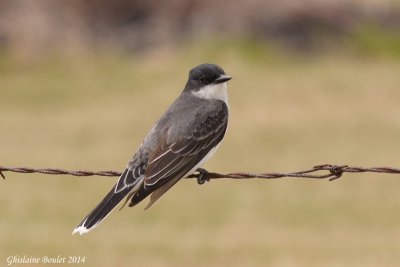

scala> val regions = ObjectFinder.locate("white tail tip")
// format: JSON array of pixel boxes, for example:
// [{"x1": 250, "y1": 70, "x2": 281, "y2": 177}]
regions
[{"x1": 72, "y1": 225, "x2": 91, "y2": 235}]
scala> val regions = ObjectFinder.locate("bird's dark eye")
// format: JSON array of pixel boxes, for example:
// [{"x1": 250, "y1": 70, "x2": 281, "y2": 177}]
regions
[{"x1": 199, "y1": 77, "x2": 206, "y2": 83}]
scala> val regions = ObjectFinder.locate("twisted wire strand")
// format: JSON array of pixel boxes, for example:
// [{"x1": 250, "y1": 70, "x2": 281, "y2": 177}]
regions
[{"x1": 1, "y1": 164, "x2": 400, "y2": 182}]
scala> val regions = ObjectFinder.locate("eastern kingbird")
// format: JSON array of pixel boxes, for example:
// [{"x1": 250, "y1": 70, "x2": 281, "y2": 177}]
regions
[{"x1": 73, "y1": 63, "x2": 232, "y2": 235}]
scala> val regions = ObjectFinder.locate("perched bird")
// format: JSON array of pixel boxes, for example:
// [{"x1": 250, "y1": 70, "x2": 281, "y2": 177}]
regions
[{"x1": 73, "y1": 63, "x2": 232, "y2": 235}]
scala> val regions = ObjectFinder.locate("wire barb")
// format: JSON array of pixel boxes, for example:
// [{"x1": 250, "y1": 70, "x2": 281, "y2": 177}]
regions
[{"x1": 1, "y1": 164, "x2": 400, "y2": 182}]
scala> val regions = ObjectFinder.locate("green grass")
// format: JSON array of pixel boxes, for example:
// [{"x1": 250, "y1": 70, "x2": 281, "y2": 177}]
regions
[
  {"x1": 1, "y1": 45, "x2": 400, "y2": 267},
  {"x1": 351, "y1": 24, "x2": 400, "y2": 58}
]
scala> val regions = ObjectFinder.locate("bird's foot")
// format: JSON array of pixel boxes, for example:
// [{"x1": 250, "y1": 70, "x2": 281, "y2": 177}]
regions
[{"x1": 196, "y1": 168, "x2": 210, "y2": 185}]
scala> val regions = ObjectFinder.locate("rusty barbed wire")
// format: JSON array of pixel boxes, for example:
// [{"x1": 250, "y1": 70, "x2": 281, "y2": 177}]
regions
[
  {"x1": 1, "y1": 164, "x2": 400, "y2": 182},
  {"x1": 0, "y1": 166, "x2": 121, "y2": 179}
]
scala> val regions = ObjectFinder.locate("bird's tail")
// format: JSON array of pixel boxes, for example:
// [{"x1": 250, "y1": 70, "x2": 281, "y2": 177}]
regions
[{"x1": 72, "y1": 169, "x2": 139, "y2": 235}]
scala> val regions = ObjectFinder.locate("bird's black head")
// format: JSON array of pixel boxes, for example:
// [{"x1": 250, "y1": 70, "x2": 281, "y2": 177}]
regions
[{"x1": 184, "y1": 63, "x2": 232, "y2": 92}]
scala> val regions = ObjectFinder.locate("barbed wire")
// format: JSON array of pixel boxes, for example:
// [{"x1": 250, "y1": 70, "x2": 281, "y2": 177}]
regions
[{"x1": 1, "y1": 164, "x2": 400, "y2": 183}]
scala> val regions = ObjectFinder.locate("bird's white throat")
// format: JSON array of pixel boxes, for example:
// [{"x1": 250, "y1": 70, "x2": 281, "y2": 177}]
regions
[{"x1": 192, "y1": 82, "x2": 228, "y2": 104}]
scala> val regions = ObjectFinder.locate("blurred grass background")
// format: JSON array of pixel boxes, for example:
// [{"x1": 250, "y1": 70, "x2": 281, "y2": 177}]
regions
[{"x1": 1, "y1": 1, "x2": 400, "y2": 266}]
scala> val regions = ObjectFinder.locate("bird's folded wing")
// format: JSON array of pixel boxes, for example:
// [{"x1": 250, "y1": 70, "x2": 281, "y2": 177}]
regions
[{"x1": 144, "y1": 104, "x2": 228, "y2": 189}]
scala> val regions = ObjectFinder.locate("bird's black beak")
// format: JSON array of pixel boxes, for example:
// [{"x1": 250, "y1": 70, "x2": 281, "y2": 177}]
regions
[{"x1": 214, "y1": 74, "x2": 232, "y2": 84}]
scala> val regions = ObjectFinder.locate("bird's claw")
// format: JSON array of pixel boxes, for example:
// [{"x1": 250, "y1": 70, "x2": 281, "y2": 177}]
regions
[{"x1": 196, "y1": 168, "x2": 210, "y2": 185}]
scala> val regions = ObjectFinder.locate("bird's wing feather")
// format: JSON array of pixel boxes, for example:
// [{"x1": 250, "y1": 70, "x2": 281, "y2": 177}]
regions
[
  {"x1": 143, "y1": 132, "x2": 225, "y2": 209},
  {"x1": 127, "y1": 101, "x2": 228, "y2": 208},
  {"x1": 144, "y1": 102, "x2": 228, "y2": 188}
]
